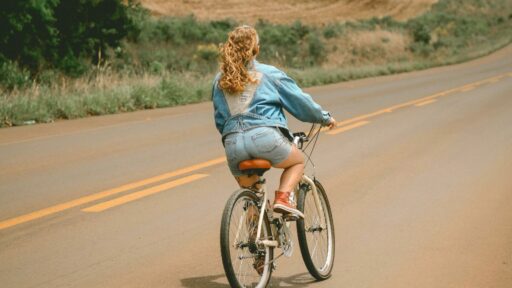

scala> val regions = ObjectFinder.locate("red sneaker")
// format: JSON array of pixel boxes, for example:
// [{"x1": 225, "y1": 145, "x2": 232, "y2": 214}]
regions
[{"x1": 273, "y1": 191, "x2": 304, "y2": 218}]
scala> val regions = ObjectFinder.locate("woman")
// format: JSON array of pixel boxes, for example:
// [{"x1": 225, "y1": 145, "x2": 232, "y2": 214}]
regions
[{"x1": 213, "y1": 25, "x2": 336, "y2": 218}]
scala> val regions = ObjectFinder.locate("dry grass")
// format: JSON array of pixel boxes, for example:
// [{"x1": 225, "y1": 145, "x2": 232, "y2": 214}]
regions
[
  {"x1": 3, "y1": 0, "x2": 510, "y2": 127},
  {"x1": 138, "y1": 0, "x2": 438, "y2": 24},
  {"x1": 325, "y1": 30, "x2": 412, "y2": 67},
  {"x1": 5, "y1": 69, "x2": 161, "y2": 100}
]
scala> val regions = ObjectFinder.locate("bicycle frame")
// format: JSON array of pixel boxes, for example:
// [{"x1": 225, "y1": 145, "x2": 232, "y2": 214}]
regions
[
  {"x1": 222, "y1": 124, "x2": 333, "y2": 285},
  {"x1": 254, "y1": 174, "x2": 325, "y2": 248},
  {"x1": 254, "y1": 180, "x2": 277, "y2": 247},
  {"x1": 254, "y1": 124, "x2": 326, "y2": 249}
]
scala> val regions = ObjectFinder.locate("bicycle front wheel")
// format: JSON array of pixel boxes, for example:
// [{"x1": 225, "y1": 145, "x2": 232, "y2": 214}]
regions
[
  {"x1": 297, "y1": 179, "x2": 335, "y2": 280},
  {"x1": 220, "y1": 189, "x2": 273, "y2": 288}
]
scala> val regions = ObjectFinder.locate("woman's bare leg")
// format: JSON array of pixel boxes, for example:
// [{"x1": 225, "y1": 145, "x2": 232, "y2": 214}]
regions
[
  {"x1": 272, "y1": 145, "x2": 305, "y2": 217},
  {"x1": 233, "y1": 145, "x2": 303, "y2": 191},
  {"x1": 274, "y1": 145, "x2": 304, "y2": 191}
]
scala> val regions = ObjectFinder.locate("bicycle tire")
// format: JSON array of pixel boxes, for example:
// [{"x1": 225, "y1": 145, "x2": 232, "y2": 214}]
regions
[
  {"x1": 296, "y1": 179, "x2": 335, "y2": 280},
  {"x1": 220, "y1": 189, "x2": 274, "y2": 288}
]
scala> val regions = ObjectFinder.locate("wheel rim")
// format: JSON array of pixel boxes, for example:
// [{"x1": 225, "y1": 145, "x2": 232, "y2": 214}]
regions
[
  {"x1": 228, "y1": 196, "x2": 271, "y2": 287},
  {"x1": 303, "y1": 188, "x2": 333, "y2": 273}
]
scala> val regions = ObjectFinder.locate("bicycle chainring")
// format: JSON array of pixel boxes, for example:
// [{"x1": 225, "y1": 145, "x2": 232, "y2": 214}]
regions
[{"x1": 280, "y1": 223, "x2": 294, "y2": 257}]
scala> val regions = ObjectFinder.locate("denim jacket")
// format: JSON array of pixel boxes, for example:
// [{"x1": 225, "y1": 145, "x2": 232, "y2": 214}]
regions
[{"x1": 212, "y1": 60, "x2": 331, "y2": 139}]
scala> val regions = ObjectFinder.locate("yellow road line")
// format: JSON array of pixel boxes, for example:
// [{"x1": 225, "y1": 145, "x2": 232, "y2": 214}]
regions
[
  {"x1": 482, "y1": 76, "x2": 503, "y2": 85},
  {"x1": 415, "y1": 99, "x2": 437, "y2": 107},
  {"x1": 82, "y1": 174, "x2": 208, "y2": 212},
  {"x1": 330, "y1": 73, "x2": 508, "y2": 129},
  {"x1": 2, "y1": 72, "x2": 509, "y2": 230},
  {"x1": 0, "y1": 158, "x2": 225, "y2": 230},
  {"x1": 327, "y1": 121, "x2": 370, "y2": 135},
  {"x1": 459, "y1": 86, "x2": 476, "y2": 92}
]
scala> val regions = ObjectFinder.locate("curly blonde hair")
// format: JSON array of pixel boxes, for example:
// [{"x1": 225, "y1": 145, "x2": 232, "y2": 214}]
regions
[{"x1": 219, "y1": 25, "x2": 259, "y2": 95}]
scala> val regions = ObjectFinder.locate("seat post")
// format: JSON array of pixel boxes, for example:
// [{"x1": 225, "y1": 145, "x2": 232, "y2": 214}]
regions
[
  {"x1": 255, "y1": 177, "x2": 268, "y2": 242},
  {"x1": 251, "y1": 177, "x2": 266, "y2": 191}
]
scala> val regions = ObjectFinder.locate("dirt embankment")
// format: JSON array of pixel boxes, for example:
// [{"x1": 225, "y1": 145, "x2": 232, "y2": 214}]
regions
[{"x1": 138, "y1": 0, "x2": 438, "y2": 24}]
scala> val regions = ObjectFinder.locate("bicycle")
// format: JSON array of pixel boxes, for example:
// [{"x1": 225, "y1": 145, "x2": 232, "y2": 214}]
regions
[{"x1": 220, "y1": 124, "x2": 335, "y2": 288}]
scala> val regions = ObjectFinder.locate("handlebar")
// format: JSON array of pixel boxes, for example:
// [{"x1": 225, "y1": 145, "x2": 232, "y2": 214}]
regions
[
  {"x1": 292, "y1": 124, "x2": 323, "y2": 171},
  {"x1": 292, "y1": 123, "x2": 324, "y2": 150},
  {"x1": 292, "y1": 132, "x2": 308, "y2": 149}
]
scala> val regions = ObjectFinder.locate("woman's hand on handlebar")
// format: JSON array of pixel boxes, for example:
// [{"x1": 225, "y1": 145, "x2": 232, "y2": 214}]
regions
[{"x1": 327, "y1": 117, "x2": 337, "y2": 129}]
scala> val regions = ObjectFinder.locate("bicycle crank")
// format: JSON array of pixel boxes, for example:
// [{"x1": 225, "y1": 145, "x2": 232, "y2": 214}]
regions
[{"x1": 279, "y1": 221, "x2": 294, "y2": 257}]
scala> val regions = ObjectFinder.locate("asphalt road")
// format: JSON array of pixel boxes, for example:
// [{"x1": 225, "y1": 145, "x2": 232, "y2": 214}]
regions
[{"x1": 1, "y1": 45, "x2": 511, "y2": 288}]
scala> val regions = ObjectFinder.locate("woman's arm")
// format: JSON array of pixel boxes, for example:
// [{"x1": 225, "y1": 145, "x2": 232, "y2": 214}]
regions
[
  {"x1": 212, "y1": 77, "x2": 229, "y2": 134},
  {"x1": 275, "y1": 71, "x2": 331, "y2": 125}
]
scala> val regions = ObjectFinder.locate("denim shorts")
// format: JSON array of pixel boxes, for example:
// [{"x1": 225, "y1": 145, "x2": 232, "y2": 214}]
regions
[{"x1": 223, "y1": 127, "x2": 293, "y2": 176}]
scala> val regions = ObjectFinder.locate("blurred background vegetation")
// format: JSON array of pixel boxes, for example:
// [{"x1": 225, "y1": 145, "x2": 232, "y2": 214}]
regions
[{"x1": 1, "y1": 0, "x2": 511, "y2": 127}]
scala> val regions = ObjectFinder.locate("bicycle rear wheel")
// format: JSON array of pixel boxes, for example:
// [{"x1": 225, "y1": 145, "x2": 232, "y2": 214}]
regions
[
  {"x1": 220, "y1": 189, "x2": 273, "y2": 288},
  {"x1": 296, "y1": 179, "x2": 335, "y2": 280}
]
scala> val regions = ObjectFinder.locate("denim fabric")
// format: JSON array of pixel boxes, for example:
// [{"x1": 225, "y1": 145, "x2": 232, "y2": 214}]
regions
[
  {"x1": 212, "y1": 60, "x2": 331, "y2": 139},
  {"x1": 223, "y1": 127, "x2": 292, "y2": 176}
]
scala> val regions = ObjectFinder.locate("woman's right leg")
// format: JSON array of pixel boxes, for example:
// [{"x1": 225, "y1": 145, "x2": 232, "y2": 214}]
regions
[
  {"x1": 273, "y1": 145, "x2": 305, "y2": 217},
  {"x1": 273, "y1": 145, "x2": 304, "y2": 191},
  {"x1": 241, "y1": 127, "x2": 305, "y2": 217}
]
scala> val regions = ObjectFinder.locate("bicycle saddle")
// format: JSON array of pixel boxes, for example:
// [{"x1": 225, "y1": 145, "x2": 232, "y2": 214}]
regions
[{"x1": 238, "y1": 159, "x2": 271, "y2": 176}]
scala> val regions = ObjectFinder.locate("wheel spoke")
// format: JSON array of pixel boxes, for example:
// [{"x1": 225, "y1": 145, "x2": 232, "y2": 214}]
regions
[
  {"x1": 233, "y1": 209, "x2": 247, "y2": 246},
  {"x1": 222, "y1": 192, "x2": 272, "y2": 288},
  {"x1": 299, "y1": 183, "x2": 334, "y2": 276}
]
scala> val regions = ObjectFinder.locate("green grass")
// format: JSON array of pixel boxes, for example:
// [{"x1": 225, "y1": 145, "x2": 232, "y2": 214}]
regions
[
  {"x1": 1, "y1": 73, "x2": 211, "y2": 126},
  {"x1": 1, "y1": 0, "x2": 511, "y2": 128}
]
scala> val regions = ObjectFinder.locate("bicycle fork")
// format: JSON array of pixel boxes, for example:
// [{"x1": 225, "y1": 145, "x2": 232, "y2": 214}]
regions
[{"x1": 301, "y1": 175, "x2": 326, "y2": 228}]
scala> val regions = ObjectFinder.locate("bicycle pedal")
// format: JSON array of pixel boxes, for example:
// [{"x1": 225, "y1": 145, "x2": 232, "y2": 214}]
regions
[{"x1": 283, "y1": 214, "x2": 300, "y2": 221}]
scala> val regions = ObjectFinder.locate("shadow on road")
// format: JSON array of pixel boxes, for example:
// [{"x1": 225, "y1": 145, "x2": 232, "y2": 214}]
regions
[{"x1": 181, "y1": 272, "x2": 317, "y2": 288}]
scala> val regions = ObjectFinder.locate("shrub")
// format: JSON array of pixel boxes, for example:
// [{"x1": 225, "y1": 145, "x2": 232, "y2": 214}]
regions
[
  {"x1": 255, "y1": 20, "x2": 301, "y2": 65},
  {"x1": 0, "y1": 60, "x2": 31, "y2": 90},
  {"x1": 57, "y1": 55, "x2": 89, "y2": 77},
  {"x1": 411, "y1": 21, "x2": 431, "y2": 44},
  {"x1": 53, "y1": 0, "x2": 134, "y2": 67},
  {"x1": 149, "y1": 61, "x2": 165, "y2": 74},
  {"x1": 0, "y1": 0, "x2": 59, "y2": 71},
  {"x1": 255, "y1": 19, "x2": 328, "y2": 67},
  {"x1": 0, "y1": 0, "x2": 135, "y2": 76},
  {"x1": 195, "y1": 44, "x2": 219, "y2": 61},
  {"x1": 138, "y1": 15, "x2": 231, "y2": 45},
  {"x1": 306, "y1": 32, "x2": 326, "y2": 65},
  {"x1": 410, "y1": 42, "x2": 434, "y2": 57},
  {"x1": 2, "y1": 0, "x2": 512, "y2": 127},
  {"x1": 323, "y1": 23, "x2": 343, "y2": 39},
  {"x1": 291, "y1": 20, "x2": 310, "y2": 38}
]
